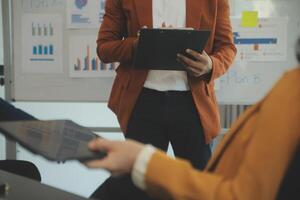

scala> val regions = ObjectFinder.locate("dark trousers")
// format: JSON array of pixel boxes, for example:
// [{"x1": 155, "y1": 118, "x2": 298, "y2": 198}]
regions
[{"x1": 91, "y1": 88, "x2": 211, "y2": 200}]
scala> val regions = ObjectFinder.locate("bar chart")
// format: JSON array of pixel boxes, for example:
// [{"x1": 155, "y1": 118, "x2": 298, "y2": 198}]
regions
[
  {"x1": 29, "y1": 22, "x2": 56, "y2": 62},
  {"x1": 22, "y1": 14, "x2": 63, "y2": 74},
  {"x1": 29, "y1": 21, "x2": 56, "y2": 62},
  {"x1": 69, "y1": 35, "x2": 117, "y2": 78}
]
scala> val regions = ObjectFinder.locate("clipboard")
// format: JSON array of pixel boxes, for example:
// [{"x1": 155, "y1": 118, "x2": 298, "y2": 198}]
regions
[{"x1": 133, "y1": 28, "x2": 211, "y2": 70}]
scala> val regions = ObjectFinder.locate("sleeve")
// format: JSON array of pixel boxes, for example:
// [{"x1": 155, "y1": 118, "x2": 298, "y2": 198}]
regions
[
  {"x1": 144, "y1": 79, "x2": 300, "y2": 200},
  {"x1": 206, "y1": 0, "x2": 237, "y2": 84},
  {"x1": 0, "y1": 98, "x2": 36, "y2": 121},
  {"x1": 131, "y1": 145, "x2": 156, "y2": 190},
  {"x1": 97, "y1": 0, "x2": 137, "y2": 64}
]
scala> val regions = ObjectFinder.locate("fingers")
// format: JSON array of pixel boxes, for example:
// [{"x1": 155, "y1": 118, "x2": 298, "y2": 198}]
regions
[
  {"x1": 177, "y1": 53, "x2": 198, "y2": 67},
  {"x1": 88, "y1": 139, "x2": 113, "y2": 152},
  {"x1": 177, "y1": 49, "x2": 212, "y2": 77},
  {"x1": 85, "y1": 158, "x2": 110, "y2": 169},
  {"x1": 161, "y1": 22, "x2": 173, "y2": 29},
  {"x1": 177, "y1": 53, "x2": 207, "y2": 77},
  {"x1": 186, "y1": 66, "x2": 205, "y2": 77},
  {"x1": 185, "y1": 49, "x2": 207, "y2": 65},
  {"x1": 137, "y1": 26, "x2": 148, "y2": 37},
  {"x1": 85, "y1": 157, "x2": 124, "y2": 177}
]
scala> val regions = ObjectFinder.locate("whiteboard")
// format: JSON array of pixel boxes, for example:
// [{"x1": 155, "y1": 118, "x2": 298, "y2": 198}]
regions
[
  {"x1": 3, "y1": 0, "x2": 113, "y2": 102},
  {"x1": 3, "y1": 0, "x2": 300, "y2": 104},
  {"x1": 216, "y1": 0, "x2": 300, "y2": 104}
]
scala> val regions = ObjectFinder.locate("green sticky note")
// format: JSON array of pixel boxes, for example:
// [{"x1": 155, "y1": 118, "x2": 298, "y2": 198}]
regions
[{"x1": 241, "y1": 11, "x2": 258, "y2": 27}]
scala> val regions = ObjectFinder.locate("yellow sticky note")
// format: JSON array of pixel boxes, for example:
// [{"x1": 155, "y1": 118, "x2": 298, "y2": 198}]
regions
[{"x1": 241, "y1": 11, "x2": 258, "y2": 27}]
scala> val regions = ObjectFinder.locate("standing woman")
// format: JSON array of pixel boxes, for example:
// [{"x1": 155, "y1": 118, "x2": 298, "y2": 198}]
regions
[{"x1": 93, "y1": 0, "x2": 236, "y2": 199}]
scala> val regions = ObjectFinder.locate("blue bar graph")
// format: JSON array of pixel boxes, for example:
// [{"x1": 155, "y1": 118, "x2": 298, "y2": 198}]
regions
[
  {"x1": 33, "y1": 44, "x2": 54, "y2": 55},
  {"x1": 233, "y1": 32, "x2": 277, "y2": 45},
  {"x1": 31, "y1": 44, "x2": 55, "y2": 62}
]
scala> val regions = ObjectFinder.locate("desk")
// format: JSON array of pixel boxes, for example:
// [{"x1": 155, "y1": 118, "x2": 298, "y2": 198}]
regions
[{"x1": 0, "y1": 169, "x2": 92, "y2": 200}]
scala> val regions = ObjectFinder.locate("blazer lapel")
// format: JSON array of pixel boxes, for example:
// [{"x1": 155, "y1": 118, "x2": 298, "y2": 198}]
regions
[
  {"x1": 133, "y1": 0, "x2": 153, "y2": 28},
  {"x1": 206, "y1": 102, "x2": 262, "y2": 171},
  {"x1": 186, "y1": 0, "x2": 202, "y2": 29}
]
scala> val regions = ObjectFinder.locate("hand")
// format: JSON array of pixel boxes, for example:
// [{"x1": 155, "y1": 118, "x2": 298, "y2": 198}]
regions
[
  {"x1": 161, "y1": 22, "x2": 173, "y2": 29},
  {"x1": 85, "y1": 139, "x2": 145, "y2": 176},
  {"x1": 177, "y1": 49, "x2": 213, "y2": 77}
]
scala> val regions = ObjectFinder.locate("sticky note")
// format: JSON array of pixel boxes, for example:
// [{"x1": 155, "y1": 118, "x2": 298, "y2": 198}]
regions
[{"x1": 241, "y1": 11, "x2": 258, "y2": 27}]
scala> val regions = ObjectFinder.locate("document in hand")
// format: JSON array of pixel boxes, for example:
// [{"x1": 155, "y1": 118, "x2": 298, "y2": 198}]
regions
[
  {"x1": 0, "y1": 120, "x2": 106, "y2": 162},
  {"x1": 133, "y1": 28, "x2": 210, "y2": 70}
]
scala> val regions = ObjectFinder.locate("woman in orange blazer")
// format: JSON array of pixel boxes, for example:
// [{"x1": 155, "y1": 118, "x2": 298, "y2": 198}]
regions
[
  {"x1": 99, "y1": 0, "x2": 236, "y2": 146},
  {"x1": 95, "y1": 0, "x2": 235, "y2": 199},
  {"x1": 87, "y1": 40, "x2": 300, "y2": 199}
]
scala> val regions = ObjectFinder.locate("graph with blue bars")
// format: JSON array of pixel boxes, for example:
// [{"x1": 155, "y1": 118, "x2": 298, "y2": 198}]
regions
[
  {"x1": 31, "y1": 45, "x2": 54, "y2": 61},
  {"x1": 30, "y1": 22, "x2": 56, "y2": 62},
  {"x1": 231, "y1": 18, "x2": 287, "y2": 62},
  {"x1": 234, "y1": 32, "x2": 277, "y2": 45}
]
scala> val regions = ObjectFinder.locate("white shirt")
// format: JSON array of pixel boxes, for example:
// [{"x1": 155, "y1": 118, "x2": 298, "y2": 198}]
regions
[{"x1": 143, "y1": 0, "x2": 190, "y2": 91}]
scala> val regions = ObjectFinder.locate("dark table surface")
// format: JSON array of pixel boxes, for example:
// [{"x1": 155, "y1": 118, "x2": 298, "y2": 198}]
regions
[{"x1": 0, "y1": 169, "x2": 92, "y2": 200}]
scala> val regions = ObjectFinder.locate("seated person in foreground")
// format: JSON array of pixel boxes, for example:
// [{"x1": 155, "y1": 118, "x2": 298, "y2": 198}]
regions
[{"x1": 85, "y1": 39, "x2": 300, "y2": 200}]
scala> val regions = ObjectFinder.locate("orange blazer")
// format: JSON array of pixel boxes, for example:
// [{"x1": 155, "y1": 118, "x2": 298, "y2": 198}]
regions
[
  {"x1": 97, "y1": 0, "x2": 237, "y2": 143},
  {"x1": 144, "y1": 67, "x2": 300, "y2": 200}
]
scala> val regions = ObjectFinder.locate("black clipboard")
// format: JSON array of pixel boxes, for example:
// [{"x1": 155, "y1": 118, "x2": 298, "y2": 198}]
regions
[
  {"x1": 133, "y1": 28, "x2": 211, "y2": 70},
  {"x1": 0, "y1": 120, "x2": 106, "y2": 162}
]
